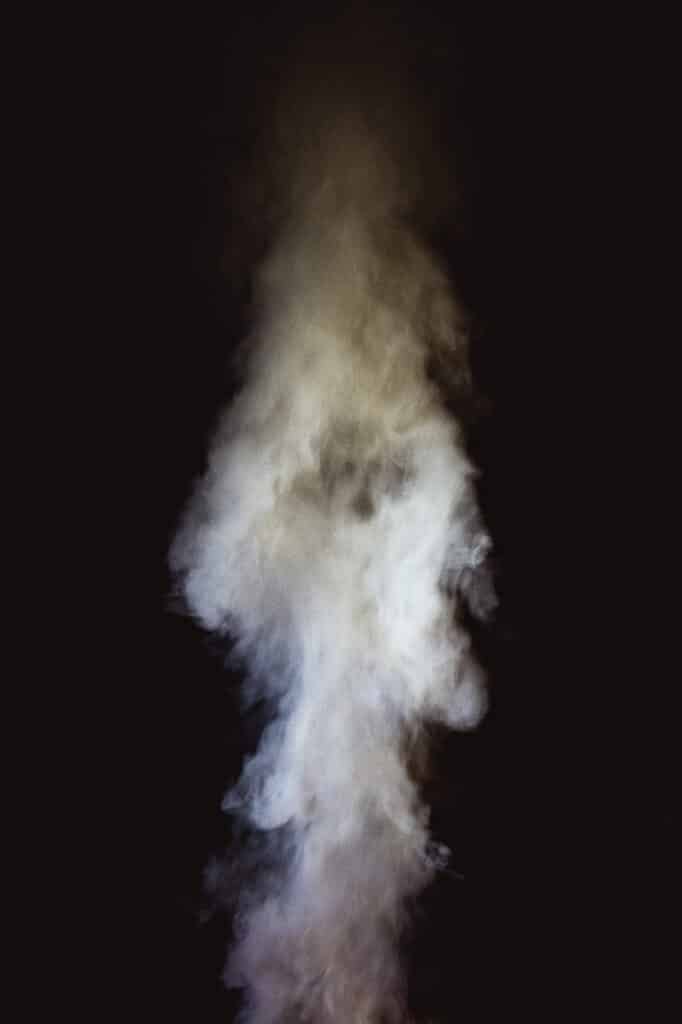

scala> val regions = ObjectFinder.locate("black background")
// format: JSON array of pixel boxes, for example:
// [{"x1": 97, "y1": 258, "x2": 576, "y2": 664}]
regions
[{"x1": 110, "y1": 3, "x2": 674, "y2": 1021}]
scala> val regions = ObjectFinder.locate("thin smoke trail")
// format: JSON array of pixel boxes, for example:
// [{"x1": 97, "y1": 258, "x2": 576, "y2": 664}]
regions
[{"x1": 171, "y1": 40, "x2": 494, "y2": 1023}]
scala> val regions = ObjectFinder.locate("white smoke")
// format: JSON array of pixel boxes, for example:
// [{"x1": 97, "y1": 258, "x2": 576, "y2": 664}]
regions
[{"x1": 171, "y1": 77, "x2": 493, "y2": 1024}]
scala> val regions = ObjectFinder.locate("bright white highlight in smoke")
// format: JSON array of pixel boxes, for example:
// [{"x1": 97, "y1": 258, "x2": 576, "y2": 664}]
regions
[{"x1": 172, "y1": 111, "x2": 493, "y2": 1022}]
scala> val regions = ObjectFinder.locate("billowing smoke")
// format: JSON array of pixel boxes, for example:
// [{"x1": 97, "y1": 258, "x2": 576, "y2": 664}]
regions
[{"x1": 171, "y1": 29, "x2": 494, "y2": 1023}]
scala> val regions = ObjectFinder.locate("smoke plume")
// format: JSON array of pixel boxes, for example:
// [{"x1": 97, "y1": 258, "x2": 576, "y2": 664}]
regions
[{"x1": 171, "y1": 27, "x2": 494, "y2": 1023}]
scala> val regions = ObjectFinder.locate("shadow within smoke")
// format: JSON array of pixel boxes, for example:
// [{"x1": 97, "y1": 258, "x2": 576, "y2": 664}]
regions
[{"x1": 171, "y1": 17, "x2": 495, "y2": 1023}]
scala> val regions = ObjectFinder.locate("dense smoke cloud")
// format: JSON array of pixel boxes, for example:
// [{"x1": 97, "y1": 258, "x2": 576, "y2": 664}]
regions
[{"x1": 171, "y1": 19, "x2": 494, "y2": 1022}]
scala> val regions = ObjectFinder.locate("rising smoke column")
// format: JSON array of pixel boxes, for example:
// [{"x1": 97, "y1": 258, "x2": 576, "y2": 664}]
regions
[{"x1": 171, "y1": 40, "x2": 494, "y2": 1024}]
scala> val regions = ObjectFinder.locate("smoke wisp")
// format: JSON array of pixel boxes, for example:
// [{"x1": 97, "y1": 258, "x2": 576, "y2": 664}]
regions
[{"x1": 171, "y1": 44, "x2": 494, "y2": 1023}]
